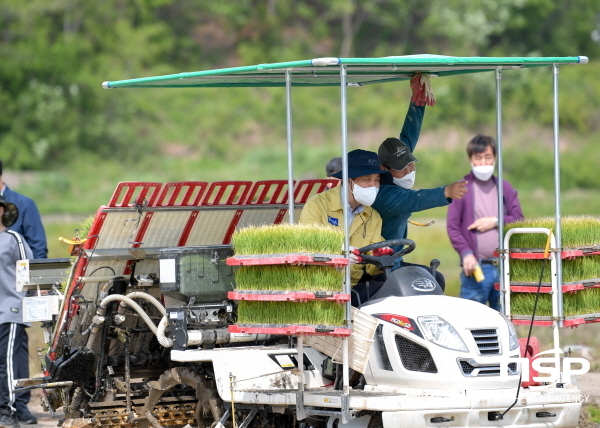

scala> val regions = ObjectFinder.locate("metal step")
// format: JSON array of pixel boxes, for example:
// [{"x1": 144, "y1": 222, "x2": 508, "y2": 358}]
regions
[{"x1": 297, "y1": 391, "x2": 354, "y2": 424}]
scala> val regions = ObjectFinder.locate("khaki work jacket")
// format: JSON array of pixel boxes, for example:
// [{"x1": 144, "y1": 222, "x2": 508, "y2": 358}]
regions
[{"x1": 299, "y1": 186, "x2": 384, "y2": 285}]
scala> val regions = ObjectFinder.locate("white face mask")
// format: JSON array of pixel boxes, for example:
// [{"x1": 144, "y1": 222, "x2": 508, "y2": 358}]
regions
[
  {"x1": 472, "y1": 164, "x2": 495, "y2": 181},
  {"x1": 351, "y1": 180, "x2": 379, "y2": 207},
  {"x1": 392, "y1": 170, "x2": 416, "y2": 189}
]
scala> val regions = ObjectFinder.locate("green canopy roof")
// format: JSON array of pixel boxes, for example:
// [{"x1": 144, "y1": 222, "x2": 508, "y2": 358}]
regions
[{"x1": 103, "y1": 54, "x2": 587, "y2": 89}]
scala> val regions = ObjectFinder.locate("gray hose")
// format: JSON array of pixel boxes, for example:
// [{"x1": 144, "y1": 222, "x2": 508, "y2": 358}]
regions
[
  {"x1": 156, "y1": 315, "x2": 173, "y2": 348},
  {"x1": 125, "y1": 291, "x2": 166, "y2": 316},
  {"x1": 98, "y1": 295, "x2": 157, "y2": 334}
]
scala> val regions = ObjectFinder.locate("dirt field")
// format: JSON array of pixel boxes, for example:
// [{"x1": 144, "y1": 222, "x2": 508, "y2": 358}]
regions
[
  {"x1": 575, "y1": 372, "x2": 600, "y2": 427},
  {"x1": 21, "y1": 391, "x2": 61, "y2": 428}
]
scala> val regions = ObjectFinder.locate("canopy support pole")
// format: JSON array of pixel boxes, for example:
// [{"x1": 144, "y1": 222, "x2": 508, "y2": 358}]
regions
[
  {"x1": 339, "y1": 64, "x2": 352, "y2": 409},
  {"x1": 285, "y1": 69, "x2": 295, "y2": 223},
  {"x1": 552, "y1": 64, "x2": 564, "y2": 329},
  {"x1": 495, "y1": 67, "x2": 506, "y2": 313}
]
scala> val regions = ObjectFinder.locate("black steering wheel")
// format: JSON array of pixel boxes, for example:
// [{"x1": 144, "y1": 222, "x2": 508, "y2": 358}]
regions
[{"x1": 354, "y1": 239, "x2": 416, "y2": 271}]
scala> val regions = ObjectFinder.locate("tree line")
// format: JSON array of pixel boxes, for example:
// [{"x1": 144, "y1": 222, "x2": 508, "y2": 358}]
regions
[{"x1": 1, "y1": 0, "x2": 599, "y2": 171}]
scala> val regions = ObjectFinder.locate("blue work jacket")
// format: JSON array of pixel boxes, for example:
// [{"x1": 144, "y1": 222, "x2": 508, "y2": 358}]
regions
[
  {"x1": 3, "y1": 185, "x2": 48, "y2": 259},
  {"x1": 372, "y1": 102, "x2": 450, "y2": 267}
]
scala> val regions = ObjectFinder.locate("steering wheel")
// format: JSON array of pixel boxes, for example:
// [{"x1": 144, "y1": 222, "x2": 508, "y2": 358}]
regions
[{"x1": 354, "y1": 239, "x2": 416, "y2": 271}]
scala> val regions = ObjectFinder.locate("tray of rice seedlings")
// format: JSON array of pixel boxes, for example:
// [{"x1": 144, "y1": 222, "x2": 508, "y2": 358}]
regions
[
  {"x1": 230, "y1": 265, "x2": 348, "y2": 301},
  {"x1": 510, "y1": 288, "x2": 600, "y2": 325},
  {"x1": 508, "y1": 256, "x2": 600, "y2": 291},
  {"x1": 229, "y1": 291, "x2": 349, "y2": 302},
  {"x1": 505, "y1": 215, "x2": 600, "y2": 256},
  {"x1": 229, "y1": 324, "x2": 352, "y2": 336},
  {"x1": 505, "y1": 216, "x2": 600, "y2": 317},
  {"x1": 231, "y1": 224, "x2": 351, "y2": 325},
  {"x1": 229, "y1": 300, "x2": 351, "y2": 336},
  {"x1": 229, "y1": 223, "x2": 347, "y2": 266}
]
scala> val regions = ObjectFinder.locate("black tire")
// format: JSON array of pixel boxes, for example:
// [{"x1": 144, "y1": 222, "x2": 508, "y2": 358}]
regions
[{"x1": 367, "y1": 413, "x2": 383, "y2": 428}]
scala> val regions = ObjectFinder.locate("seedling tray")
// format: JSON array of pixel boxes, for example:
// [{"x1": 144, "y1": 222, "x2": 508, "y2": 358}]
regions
[
  {"x1": 227, "y1": 253, "x2": 348, "y2": 267},
  {"x1": 495, "y1": 279, "x2": 600, "y2": 293},
  {"x1": 228, "y1": 324, "x2": 351, "y2": 336},
  {"x1": 228, "y1": 290, "x2": 350, "y2": 302},
  {"x1": 511, "y1": 313, "x2": 600, "y2": 327},
  {"x1": 498, "y1": 247, "x2": 600, "y2": 259}
]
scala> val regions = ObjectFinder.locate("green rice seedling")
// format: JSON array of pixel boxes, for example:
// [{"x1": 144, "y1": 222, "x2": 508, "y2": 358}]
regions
[
  {"x1": 510, "y1": 256, "x2": 600, "y2": 283},
  {"x1": 510, "y1": 293, "x2": 553, "y2": 317},
  {"x1": 562, "y1": 291, "x2": 579, "y2": 317},
  {"x1": 563, "y1": 288, "x2": 600, "y2": 316},
  {"x1": 237, "y1": 300, "x2": 345, "y2": 326},
  {"x1": 235, "y1": 265, "x2": 343, "y2": 292},
  {"x1": 506, "y1": 215, "x2": 600, "y2": 249},
  {"x1": 79, "y1": 215, "x2": 95, "y2": 240},
  {"x1": 581, "y1": 288, "x2": 600, "y2": 315},
  {"x1": 511, "y1": 288, "x2": 600, "y2": 317},
  {"x1": 59, "y1": 263, "x2": 74, "y2": 294},
  {"x1": 509, "y1": 259, "x2": 549, "y2": 283},
  {"x1": 232, "y1": 223, "x2": 344, "y2": 255}
]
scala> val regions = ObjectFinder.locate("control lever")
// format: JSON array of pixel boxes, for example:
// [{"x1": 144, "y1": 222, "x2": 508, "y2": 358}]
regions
[{"x1": 430, "y1": 259, "x2": 440, "y2": 283}]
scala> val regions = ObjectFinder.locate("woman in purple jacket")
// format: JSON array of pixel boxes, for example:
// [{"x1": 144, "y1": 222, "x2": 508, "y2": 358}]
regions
[{"x1": 446, "y1": 134, "x2": 524, "y2": 310}]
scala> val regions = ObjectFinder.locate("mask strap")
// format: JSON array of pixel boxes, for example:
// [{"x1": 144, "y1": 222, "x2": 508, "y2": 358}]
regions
[{"x1": 348, "y1": 179, "x2": 360, "y2": 213}]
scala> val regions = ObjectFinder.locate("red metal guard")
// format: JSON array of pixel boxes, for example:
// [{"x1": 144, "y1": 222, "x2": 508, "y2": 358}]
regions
[
  {"x1": 108, "y1": 182, "x2": 163, "y2": 208},
  {"x1": 201, "y1": 181, "x2": 253, "y2": 206},
  {"x1": 154, "y1": 181, "x2": 208, "y2": 207},
  {"x1": 244, "y1": 180, "x2": 294, "y2": 205},
  {"x1": 294, "y1": 179, "x2": 339, "y2": 203}
]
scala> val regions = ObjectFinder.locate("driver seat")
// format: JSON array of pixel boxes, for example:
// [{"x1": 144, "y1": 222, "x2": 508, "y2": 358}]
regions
[{"x1": 365, "y1": 265, "x2": 443, "y2": 304}]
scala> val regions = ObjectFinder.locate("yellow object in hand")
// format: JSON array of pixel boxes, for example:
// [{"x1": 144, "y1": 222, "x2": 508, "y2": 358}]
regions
[{"x1": 473, "y1": 264, "x2": 485, "y2": 282}]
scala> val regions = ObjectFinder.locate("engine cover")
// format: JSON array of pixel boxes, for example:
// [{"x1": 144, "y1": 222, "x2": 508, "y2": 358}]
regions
[{"x1": 158, "y1": 245, "x2": 235, "y2": 303}]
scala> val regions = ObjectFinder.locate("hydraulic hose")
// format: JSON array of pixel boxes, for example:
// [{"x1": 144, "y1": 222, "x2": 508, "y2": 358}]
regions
[
  {"x1": 156, "y1": 315, "x2": 174, "y2": 348},
  {"x1": 98, "y1": 295, "x2": 158, "y2": 334},
  {"x1": 125, "y1": 292, "x2": 166, "y2": 316}
]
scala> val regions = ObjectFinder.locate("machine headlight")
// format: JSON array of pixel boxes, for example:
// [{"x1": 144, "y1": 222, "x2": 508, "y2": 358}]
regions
[
  {"x1": 418, "y1": 315, "x2": 468, "y2": 352},
  {"x1": 501, "y1": 313, "x2": 520, "y2": 351}
]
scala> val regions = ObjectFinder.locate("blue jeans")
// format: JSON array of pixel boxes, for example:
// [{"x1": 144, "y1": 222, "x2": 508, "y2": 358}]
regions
[{"x1": 460, "y1": 263, "x2": 500, "y2": 310}]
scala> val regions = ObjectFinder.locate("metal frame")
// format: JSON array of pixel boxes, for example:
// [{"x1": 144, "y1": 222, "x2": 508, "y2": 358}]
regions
[
  {"x1": 284, "y1": 63, "x2": 354, "y2": 423},
  {"x1": 495, "y1": 68, "x2": 505, "y2": 312},
  {"x1": 497, "y1": 63, "x2": 565, "y2": 325},
  {"x1": 552, "y1": 64, "x2": 564, "y2": 323},
  {"x1": 102, "y1": 55, "x2": 588, "y2": 89},
  {"x1": 502, "y1": 227, "x2": 561, "y2": 380},
  {"x1": 102, "y1": 54, "x2": 588, "y2": 424}
]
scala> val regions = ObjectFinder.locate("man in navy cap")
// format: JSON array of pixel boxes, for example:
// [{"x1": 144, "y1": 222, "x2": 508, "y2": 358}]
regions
[{"x1": 300, "y1": 149, "x2": 390, "y2": 305}]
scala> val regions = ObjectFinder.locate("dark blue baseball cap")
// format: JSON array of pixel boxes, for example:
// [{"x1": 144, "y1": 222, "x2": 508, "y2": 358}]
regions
[{"x1": 330, "y1": 149, "x2": 388, "y2": 179}]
